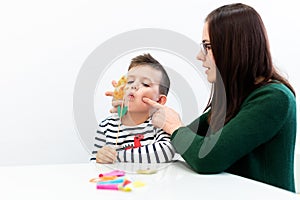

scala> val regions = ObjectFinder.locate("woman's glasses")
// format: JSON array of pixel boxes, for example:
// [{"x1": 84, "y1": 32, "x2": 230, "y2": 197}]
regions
[{"x1": 200, "y1": 42, "x2": 211, "y2": 56}]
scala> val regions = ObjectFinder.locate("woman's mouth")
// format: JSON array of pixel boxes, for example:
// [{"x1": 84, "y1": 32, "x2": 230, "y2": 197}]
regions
[{"x1": 203, "y1": 66, "x2": 210, "y2": 74}]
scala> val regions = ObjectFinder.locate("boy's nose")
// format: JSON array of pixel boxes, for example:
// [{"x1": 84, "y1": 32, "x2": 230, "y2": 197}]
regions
[{"x1": 131, "y1": 85, "x2": 138, "y2": 90}]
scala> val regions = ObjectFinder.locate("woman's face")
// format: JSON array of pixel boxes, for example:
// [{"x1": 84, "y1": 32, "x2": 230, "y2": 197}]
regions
[{"x1": 196, "y1": 22, "x2": 217, "y2": 83}]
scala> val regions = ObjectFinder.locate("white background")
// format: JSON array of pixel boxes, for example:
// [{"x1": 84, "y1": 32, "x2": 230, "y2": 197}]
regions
[{"x1": 0, "y1": 0, "x2": 299, "y2": 166}]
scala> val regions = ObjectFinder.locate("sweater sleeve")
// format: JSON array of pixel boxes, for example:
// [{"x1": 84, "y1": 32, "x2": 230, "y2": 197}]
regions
[
  {"x1": 116, "y1": 128, "x2": 175, "y2": 163},
  {"x1": 170, "y1": 84, "x2": 295, "y2": 173},
  {"x1": 188, "y1": 111, "x2": 210, "y2": 136}
]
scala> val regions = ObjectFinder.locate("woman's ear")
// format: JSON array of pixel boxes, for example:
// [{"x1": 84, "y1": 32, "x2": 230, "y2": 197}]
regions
[{"x1": 157, "y1": 95, "x2": 167, "y2": 105}]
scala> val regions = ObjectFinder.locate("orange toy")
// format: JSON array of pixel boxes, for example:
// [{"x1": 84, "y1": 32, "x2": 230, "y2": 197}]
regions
[{"x1": 113, "y1": 75, "x2": 127, "y2": 100}]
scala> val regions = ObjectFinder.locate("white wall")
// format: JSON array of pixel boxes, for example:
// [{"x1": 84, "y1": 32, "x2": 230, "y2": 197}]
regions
[{"x1": 0, "y1": 0, "x2": 299, "y2": 166}]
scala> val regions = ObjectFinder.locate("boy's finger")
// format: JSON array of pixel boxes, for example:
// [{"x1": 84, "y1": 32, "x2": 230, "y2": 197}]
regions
[
  {"x1": 97, "y1": 155, "x2": 113, "y2": 164},
  {"x1": 98, "y1": 152, "x2": 115, "y2": 163},
  {"x1": 112, "y1": 80, "x2": 117, "y2": 87},
  {"x1": 110, "y1": 108, "x2": 118, "y2": 113},
  {"x1": 105, "y1": 154, "x2": 117, "y2": 163},
  {"x1": 112, "y1": 100, "x2": 123, "y2": 107},
  {"x1": 105, "y1": 91, "x2": 114, "y2": 96},
  {"x1": 103, "y1": 146, "x2": 117, "y2": 160},
  {"x1": 105, "y1": 80, "x2": 117, "y2": 96}
]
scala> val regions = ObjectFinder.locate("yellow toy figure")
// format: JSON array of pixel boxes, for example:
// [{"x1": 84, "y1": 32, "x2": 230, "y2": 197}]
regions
[
  {"x1": 113, "y1": 75, "x2": 127, "y2": 100},
  {"x1": 113, "y1": 75, "x2": 128, "y2": 118}
]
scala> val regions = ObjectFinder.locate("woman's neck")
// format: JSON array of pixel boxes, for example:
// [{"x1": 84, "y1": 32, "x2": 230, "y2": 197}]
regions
[
  {"x1": 254, "y1": 76, "x2": 265, "y2": 84},
  {"x1": 121, "y1": 112, "x2": 150, "y2": 126}
]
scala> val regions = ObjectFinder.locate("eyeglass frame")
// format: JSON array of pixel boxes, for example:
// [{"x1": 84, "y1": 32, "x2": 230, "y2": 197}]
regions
[{"x1": 200, "y1": 41, "x2": 211, "y2": 56}]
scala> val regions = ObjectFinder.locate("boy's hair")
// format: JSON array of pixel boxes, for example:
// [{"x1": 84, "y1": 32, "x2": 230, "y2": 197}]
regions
[{"x1": 128, "y1": 53, "x2": 170, "y2": 96}]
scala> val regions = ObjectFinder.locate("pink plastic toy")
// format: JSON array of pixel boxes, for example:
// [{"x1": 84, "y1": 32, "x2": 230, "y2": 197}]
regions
[{"x1": 98, "y1": 170, "x2": 125, "y2": 178}]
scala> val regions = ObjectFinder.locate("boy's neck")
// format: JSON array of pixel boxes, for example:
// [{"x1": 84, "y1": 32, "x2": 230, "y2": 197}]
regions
[{"x1": 121, "y1": 112, "x2": 150, "y2": 126}]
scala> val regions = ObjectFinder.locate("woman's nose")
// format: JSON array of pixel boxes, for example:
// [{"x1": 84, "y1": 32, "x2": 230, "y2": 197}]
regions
[{"x1": 196, "y1": 51, "x2": 204, "y2": 61}]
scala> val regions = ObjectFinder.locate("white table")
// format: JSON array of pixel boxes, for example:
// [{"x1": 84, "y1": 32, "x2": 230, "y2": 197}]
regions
[{"x1": 0, "y1": 160, "x2": 299, "y2": 200}]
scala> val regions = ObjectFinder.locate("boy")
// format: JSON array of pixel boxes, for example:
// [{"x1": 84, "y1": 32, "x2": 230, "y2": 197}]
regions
[{"x1": 91, "y1": 53, "x2": 175, "y2": 164}]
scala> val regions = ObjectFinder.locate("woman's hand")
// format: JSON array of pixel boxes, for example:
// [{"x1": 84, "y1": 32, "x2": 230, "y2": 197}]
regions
[
  {"x1": 143, "y1": 97, "x2": 184, "y2": 134},
  {"x1": 96, "y1": 146, "x2": 117, "y2": 164}
]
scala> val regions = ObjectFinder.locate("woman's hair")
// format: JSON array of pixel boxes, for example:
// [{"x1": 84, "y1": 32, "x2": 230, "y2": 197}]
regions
[
  {"x1": 128, "y1": 53, "x2": 170, "y2": 96},
  {"x1": 204, "y1": 3, "x2": 295, "y2": 131}
]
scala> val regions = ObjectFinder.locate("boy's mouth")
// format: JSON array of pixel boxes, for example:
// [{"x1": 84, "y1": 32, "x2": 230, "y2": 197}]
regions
[{"x1": 128, "y1": 93, "x2": 135, "y2": 101}]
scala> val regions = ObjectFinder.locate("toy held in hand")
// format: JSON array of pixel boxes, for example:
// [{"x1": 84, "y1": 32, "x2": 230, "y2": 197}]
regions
[
  {"x1": 113, "y1": 75, "x2": 127, "y2": 100},
  {"x1": 113, "y1": 75, "x2": 128, "y2": 118}
]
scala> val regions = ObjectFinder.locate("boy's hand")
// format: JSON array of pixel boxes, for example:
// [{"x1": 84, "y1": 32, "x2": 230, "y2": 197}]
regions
[
  {"x1": 104, "y1": 80, "x2": 117, "y2": 97},
  {"x1": 96, "y1": 146, "x2": 117, "y2": 164}
]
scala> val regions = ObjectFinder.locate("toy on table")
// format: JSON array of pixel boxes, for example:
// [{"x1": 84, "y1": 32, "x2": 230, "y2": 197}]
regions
[
  {"x1": 89, "y1": 169, "x2": 145, "y2": 192},
  {"x1": 136, "y1": 169, "x2": 157, "y2": 174},
  {"x1": 99, "y1": 170, "x2": 125, "y2": 177}
]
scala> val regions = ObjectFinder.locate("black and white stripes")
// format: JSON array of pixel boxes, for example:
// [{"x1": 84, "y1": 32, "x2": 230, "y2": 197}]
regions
[{"x1": 91, "y1": 114, "x2": 175, "y2": 163}]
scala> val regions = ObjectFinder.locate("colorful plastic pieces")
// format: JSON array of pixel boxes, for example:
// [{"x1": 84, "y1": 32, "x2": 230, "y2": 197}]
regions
[{"x1": 90, "y1": 169, "x2": 145, "y2": 192}]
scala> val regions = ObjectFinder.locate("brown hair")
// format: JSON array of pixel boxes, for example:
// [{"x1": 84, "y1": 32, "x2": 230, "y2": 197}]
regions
[
  {"x1": 128, "y1": 53, "x2": 170, "y2": 96},
  {"x1": 204, "y1": 3, "x2": 295, "y2": 131}
]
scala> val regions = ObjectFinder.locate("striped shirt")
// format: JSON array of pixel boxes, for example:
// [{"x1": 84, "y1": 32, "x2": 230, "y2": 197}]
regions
[{"x1": 91, "y1": 113, "x2": 175, "y2": 163}]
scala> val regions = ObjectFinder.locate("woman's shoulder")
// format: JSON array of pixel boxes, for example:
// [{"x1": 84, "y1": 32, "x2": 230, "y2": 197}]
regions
[
  {"x1": 244, "y1": 82, "x2": 295, "y2": 106},
  {"x1": 263, "y1": 82, "x2": 293, "y2": 93}
]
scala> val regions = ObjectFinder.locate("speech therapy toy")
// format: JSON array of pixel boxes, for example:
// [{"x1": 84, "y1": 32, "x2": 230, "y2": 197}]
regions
[
  {"x1": 89, "y1": 169, "x2": 145, "y2": 192},
  {"x1": 113, "y1": 75, "x2": 128, "y2": 118}
]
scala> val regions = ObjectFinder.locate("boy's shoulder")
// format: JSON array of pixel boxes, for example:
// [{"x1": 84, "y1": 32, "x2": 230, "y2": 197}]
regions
[{"x1": 99, "y1": 113, "x2": 119, "y2": 126}]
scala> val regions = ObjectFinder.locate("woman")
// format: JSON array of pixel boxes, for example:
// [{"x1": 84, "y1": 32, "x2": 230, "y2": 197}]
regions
[{"x1": 142, "y1": 3, "x2": 296, "y2": 192}]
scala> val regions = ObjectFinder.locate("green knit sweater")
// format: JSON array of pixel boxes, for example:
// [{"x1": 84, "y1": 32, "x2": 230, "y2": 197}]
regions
[{"x1": 171, "y1": 83, "x2": 296, "y2": 192}]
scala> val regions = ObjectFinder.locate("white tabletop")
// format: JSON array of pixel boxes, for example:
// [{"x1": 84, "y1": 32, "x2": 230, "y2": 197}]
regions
[{"x1": 0, "y1": 160, "x2": 299, "y2": 200}]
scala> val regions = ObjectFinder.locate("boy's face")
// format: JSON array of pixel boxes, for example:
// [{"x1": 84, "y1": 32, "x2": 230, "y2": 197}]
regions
[{"x1": 124, "y1": 65, "x2": 163, "y2": 113}]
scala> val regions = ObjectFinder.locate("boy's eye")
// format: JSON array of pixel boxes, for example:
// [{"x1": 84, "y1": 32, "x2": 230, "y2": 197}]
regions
[
  {"x1": 142, "y1": 83, "x2": 150, "y2": 87},
  {"x1": 127, "y1": 81, "x2": 134, "y2": 84}
]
